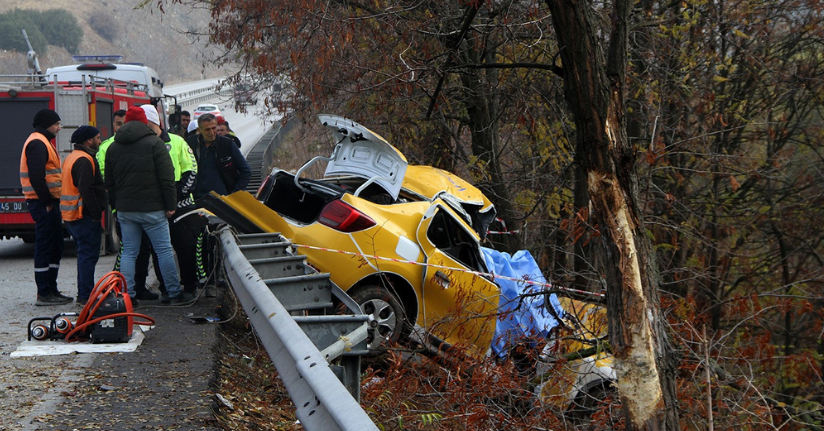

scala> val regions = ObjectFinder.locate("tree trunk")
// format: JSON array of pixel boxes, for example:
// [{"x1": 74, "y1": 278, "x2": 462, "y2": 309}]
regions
[{"x1": 544, "y1": 0, "x2": 679, "y2": 429}]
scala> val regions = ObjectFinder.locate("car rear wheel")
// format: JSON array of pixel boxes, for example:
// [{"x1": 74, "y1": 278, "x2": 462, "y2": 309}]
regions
[{"x1": 349, "y1": 284, "x2": 407, "y2": 354}]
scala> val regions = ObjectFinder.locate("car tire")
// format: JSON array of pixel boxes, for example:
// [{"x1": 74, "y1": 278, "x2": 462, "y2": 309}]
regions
[{"x1": 349, "y1": 284, "x2": 407, "y2": 354}]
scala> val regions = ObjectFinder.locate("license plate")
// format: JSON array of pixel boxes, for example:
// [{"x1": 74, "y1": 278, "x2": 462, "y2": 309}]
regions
[{"x1": 0, "y1": 201, "x2": 27, "y2": 213}]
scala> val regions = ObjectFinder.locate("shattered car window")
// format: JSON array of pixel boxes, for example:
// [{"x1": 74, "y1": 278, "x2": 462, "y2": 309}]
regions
[{"x1": 427, "y1": 209, "x2": 485, "y2": 272}]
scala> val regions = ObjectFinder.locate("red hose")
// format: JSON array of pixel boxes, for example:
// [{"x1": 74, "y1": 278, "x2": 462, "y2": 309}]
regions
[{"x1": 65, "y1": 271, "x2": 156, "y2": 342}]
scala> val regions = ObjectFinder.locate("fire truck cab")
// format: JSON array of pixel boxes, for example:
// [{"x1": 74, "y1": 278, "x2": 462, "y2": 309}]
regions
[{"x1": 0, "y1": 67, "x2": 159, "y2": 251}]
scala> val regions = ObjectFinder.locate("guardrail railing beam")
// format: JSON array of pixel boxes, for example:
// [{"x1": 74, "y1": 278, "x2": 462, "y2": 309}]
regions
[{"x1": 220, "y1": 229, "x2": 378, "y2": 431}]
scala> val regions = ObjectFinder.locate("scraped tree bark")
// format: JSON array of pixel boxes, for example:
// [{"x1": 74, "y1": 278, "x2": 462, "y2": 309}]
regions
[{"x1": 543, "y1": 1, "x2": 678, "y2": 429}]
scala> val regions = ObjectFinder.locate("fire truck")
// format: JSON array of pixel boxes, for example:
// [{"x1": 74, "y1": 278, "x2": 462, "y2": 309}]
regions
[{"x1": 0, "y1": 55, "x2": 165, "y2": 252}]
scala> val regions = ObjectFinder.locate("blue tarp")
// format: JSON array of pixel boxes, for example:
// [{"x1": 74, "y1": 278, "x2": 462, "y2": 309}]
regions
[{"x1": 481, "y1": 247, "x2": 566, "y2": 358}]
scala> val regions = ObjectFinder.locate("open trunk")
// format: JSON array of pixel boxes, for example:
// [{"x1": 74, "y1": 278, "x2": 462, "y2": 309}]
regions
[{"x1": 259, "y1": 169, "x2": 432, "y2": 225}]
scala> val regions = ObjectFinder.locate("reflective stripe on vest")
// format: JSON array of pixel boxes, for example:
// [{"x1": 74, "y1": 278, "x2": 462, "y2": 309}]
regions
[
  {"x1": 20, "y1": 132, "x2": 62, "y2": 200},
  {"x1": 60, "y1": 150, "x2": 94, "y2": 221}
]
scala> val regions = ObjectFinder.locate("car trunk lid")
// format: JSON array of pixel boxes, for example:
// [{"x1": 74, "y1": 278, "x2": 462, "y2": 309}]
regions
[{"x1": 319, "y1": 114, "x2": 407, "y2": 201}]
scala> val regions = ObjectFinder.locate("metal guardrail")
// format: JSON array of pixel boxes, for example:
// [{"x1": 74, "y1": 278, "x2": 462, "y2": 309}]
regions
[
  {"x1": 219, "y1": 229, "x2": 379, "y2": 431},
  {"x1": 164, "y1": 78, "x2": 233, "y2": 109}
]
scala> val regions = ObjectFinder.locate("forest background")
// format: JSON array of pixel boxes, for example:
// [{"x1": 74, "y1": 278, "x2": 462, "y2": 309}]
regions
[
  {"x1": 186, "y1": 0, "x2": 824, "y2": 429},
  {"x1": 3, "y1": 0, "x2": 823, "y2": 429}
]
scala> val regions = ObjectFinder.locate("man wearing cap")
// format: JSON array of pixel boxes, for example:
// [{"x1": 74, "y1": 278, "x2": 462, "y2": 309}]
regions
[
  {"x1": 20, "y1": 109, "x2": 72, "y2": 306},
  {"x1": 185, "y1": 119, "x2": 200, "y2": 141},
  {"x1": 61, "y1": 126, "x2": 106, "y2": 306},
  {"x1": 216, "y1": 117, "x2": 242, "y2": 149},
  {"x1": 105, "y1": 106, "x2": 186, "y2": 306}
]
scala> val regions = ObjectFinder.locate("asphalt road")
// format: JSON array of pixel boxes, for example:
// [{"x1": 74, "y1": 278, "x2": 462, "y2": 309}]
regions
[
  {"x1": 0, "y1": 100, "x2": 271, "y2": 429},
  {"x1": 0, "y1": 238, "x2": 114, "y2": 355},
  {"x1": 182, "y1": 95, "x2": 270, "y2": 158},
  {"x1": 0, "y1": 238, "x2": 222, "y2": 430}
]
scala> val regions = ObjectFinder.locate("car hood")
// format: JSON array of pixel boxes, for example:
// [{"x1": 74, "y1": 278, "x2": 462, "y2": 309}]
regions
[
  {"x1": 403, "y1": 165, "x2": 492, "y2": 208},
  {"x1": 319, "y1": 114, "x2": 408, "y2": 201},
  {"x1": 403, "y1": 165, "x2": 497, "y2": 238}
]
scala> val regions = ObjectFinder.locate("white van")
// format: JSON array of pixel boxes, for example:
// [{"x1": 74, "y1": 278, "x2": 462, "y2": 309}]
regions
[
  {"x1": 46, "y1": 55, "x2": 172, "y2": 130},
  {"x1": 46, "y1": 55, "x2": 164, "y2": 98}
]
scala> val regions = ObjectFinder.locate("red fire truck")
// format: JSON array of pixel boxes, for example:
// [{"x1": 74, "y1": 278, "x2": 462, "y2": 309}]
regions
[{"x1": 0, "y1": 70, "x2": 160, "y2": 252}]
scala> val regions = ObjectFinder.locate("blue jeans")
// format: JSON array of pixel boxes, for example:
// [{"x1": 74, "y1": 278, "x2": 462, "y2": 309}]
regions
[
  {"x1": 118, "y1": 211, "x2": 181, "y2": 298},
  {"x1": 27, "y1": 199, "x2": 64, "y2": 297},
  {"x1": 65, "y1": 217, "x2": 102, "y2": 301}
]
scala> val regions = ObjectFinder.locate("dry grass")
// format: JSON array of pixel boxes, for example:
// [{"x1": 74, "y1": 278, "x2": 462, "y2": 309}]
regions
[
  {"x1": 211, "y1": 311, "x2": 301, "y2": 430},
  {"x1": 208, "y1": 286, "x2": 622, "y2": 430}
]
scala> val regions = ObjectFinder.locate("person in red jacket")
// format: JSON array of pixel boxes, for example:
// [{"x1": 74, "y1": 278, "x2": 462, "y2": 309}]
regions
[
  {"x1": 60, "y1": 126, "x2": 106, "y2": 306},
  {"x1": 20, "y1": 109, "x2": 72, "y2": 306}
]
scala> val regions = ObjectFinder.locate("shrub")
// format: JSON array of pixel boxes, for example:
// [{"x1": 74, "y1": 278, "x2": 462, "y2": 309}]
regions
[
  {"x1": 88, "y1": 10, "x2": 119, "y2": 42},
  {"x1": 0, "y1": 10, "x2": 48, "y2": 54},
  {"x1": 38, "y1": 9, "x2": 83, "y2": 54},
  {"x1": 0, "y1": 8, "x2": 83, "y2": 55}
]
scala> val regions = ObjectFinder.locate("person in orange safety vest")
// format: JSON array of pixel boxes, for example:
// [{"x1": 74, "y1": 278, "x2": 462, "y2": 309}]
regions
[
  {"x1": 60, "y1": 125, "x2": 106, "y2": 305},
  {"x1": 20, "y1": 109, "x2": 72, "y2": 306}
]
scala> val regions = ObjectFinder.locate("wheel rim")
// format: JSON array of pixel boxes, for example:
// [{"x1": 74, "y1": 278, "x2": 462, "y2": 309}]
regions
[{"x1": 359, "y1": 298, "x2": 397, "y2": 346}]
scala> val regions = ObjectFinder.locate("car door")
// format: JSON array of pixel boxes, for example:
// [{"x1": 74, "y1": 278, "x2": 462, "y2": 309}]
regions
[{"x1": 415, "y1": 202, "x2": 500, "y2": 357}]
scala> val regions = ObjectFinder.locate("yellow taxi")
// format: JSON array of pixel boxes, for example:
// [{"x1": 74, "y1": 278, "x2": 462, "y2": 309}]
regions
[{"x1": 252, "y1": 115, "x2": 501, "y2": 357}]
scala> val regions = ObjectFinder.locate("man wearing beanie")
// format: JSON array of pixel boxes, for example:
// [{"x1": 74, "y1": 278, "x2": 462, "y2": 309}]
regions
[
  {"x1": 61, "y1": 126, "x2": 106, "y2": 305},
  {"x1": 140, "y1": 104, "x2": 201, "y2": 302},
  {"x1": 105, "y1": 106, "x2": 185, "y2": 306},
  {"x1": 100, "y1": 109, "x2": 162, "y2": 301},
  {"x1": 20, "y1": 108, "x2": 72, "y2": 305}
]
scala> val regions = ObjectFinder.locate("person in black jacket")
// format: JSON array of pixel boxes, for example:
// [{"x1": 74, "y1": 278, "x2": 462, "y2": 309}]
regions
[
  {"x1": 105, "y1": 107, "x2": 188, "y2": 306},
  {"x1": 187, "y1": 113, "x2": 251, "y2": 290},
  {"x1": 60, "y1": 126, "x2": 106, "y2": 305},
  {"x1": 188, "y1": 113, "x2": 251, "y2": 200}
]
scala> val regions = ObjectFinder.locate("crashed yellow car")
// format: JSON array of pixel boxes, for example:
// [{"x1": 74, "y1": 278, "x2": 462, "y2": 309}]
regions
[
  {"x1": 254, "y1": 115, "x2": 500, "y2": 358},
  {"x1": 204, "y1": 114, "x2": 615, "y2": 413}
]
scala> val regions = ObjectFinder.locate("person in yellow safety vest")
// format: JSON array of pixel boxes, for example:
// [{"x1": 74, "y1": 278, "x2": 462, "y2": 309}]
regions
[
  {"x1": 96, "y1": 109, "x2": 126, "y2": 180},
  {"x1": 60, "y1": 126, "x2": 106, "y2": 306},
  {"x1": 20, "y1": 109, "x2": 72, "y2": 306},
  {"x1": 141, "y1": 104, "x2": 204, "y2": 303}
]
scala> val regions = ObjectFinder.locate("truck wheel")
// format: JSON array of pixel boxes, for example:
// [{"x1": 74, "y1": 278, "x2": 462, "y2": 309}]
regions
[
  {"x1": 20, "y1": 234, "x2": 35, "y2": 243},
  {"x1": 349, "y1": 284, "x2": 407, "y2": 354}
]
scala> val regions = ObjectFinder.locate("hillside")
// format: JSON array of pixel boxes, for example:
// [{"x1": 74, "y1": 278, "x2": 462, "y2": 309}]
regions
[{"x1": 0, "y1": 0, "x2": 224, "y2": 85}]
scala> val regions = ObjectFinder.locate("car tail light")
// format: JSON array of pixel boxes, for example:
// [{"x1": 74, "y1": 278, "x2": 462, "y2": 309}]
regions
[{"x1": 318, "y1": 200, "x2": 376, "y2": 232}]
